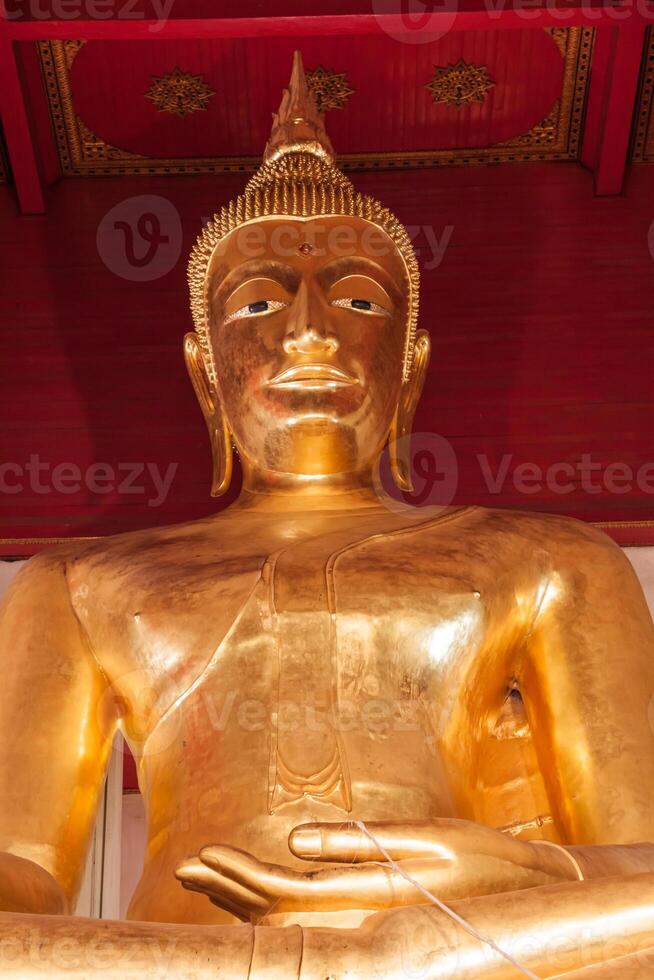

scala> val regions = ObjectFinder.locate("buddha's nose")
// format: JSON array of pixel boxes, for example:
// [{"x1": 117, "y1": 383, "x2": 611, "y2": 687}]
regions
[
  {"x1": 283, "y1": 324, "x2": 339, "y2": 356},
  {"x1": 283, "y1": 282, "x2": 339, "y2": 355}
]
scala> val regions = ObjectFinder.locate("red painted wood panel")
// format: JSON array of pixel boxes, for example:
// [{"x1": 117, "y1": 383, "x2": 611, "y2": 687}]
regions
[
  {"x1": 0, "y1": 162, "x2": 653, "y2": 546},
  {"x1": 67, "y1": 32, "x2": 563, "y2": 158}
]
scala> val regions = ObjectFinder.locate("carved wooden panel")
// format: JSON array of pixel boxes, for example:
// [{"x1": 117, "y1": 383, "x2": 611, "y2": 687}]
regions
[{"x1": 35, "y1": 28, "x2": 593, "y2": 176}]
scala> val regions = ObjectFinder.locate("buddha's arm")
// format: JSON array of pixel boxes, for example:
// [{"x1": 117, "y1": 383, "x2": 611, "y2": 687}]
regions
[
  {"x1": 0, "y1": 553, "x2": 118, "y2": 913},
  {"x1": 4, "y1": 872, "x2": 654, "y2": 978},
  {"x1": 522, "y1": 523, "x2": 654, "y2": 847}
]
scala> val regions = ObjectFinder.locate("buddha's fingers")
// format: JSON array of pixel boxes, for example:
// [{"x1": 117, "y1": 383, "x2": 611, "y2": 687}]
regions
[
  {"x1": 174, "y1": 856, "x2": 269, "y2": 921},
  {"x1": 289, "y1": 819, "x2": 466, "y2": 863},
  {"x1": 174, "y1": 856, "x2": 212, "y2": 888},
  {"x1": 207, "y1": 892, "x2": 252, "y2": 922},
  {"x1": 199, "y1": 846, "x2": 465, "y2": 912}
]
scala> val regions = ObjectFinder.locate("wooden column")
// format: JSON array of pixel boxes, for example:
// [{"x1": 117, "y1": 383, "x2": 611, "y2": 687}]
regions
[
  {"x1": 0, "y1": 12, "x2": 45, "y2": 213},
  {"x1": 582, "y1": 22, "x2": 647, "y2": 196}
]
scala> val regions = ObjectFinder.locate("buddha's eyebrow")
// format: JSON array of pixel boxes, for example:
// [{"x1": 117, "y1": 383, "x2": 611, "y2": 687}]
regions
[
  {"x1": 215, "y1": 261, "x2": 300, "y2": 306},
  {"x1": 317, "y1": 257, "x2": 399, "y2": 306}
]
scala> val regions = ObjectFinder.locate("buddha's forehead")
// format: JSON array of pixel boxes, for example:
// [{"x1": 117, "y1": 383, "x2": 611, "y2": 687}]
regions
[{"x1": 207, "y1": 214, "x2": 408, "y2": 292}]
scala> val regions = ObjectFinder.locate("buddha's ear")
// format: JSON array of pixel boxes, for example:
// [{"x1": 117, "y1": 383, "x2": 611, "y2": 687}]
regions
[
  {"x1": 389, "y1": 329, "x2": 431, "y2": 493},
  {"x1": 184, "y1": 332, "x2": 216, "y2": 417},
  {"x1": 183, "y1": 333, "x2": 233, "y2": 497}
]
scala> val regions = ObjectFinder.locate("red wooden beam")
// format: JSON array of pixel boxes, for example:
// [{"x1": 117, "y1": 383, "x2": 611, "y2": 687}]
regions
[
  {"x1": 17, "y1": 39, "x2": 60, "y2": 185},
  {"x1": 0, "y1": 36, "x2": 45, "y2": 211},
  {"x1": 582, "y1": 22, "x2": 647, "y2": 195},
  {"x1": 581, "y1": 25, "x2": 614, "y2": 173},
  {"x1": 4, "y1": 3, "x2": 650, "y2": 40}
]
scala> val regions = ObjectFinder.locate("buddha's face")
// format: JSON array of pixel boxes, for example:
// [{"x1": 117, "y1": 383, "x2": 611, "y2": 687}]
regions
[{"x1": 207, "y1": 216, "x2": 409, "y2": 479}]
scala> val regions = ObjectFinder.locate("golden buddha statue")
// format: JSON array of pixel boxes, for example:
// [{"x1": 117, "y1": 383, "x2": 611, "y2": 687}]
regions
[{"x1": 3, "y1": 53, "x2": 654, "y2": 979}]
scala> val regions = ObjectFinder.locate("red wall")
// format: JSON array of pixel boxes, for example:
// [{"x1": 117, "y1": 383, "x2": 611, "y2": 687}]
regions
[{"x1": 1, "y1": 162, "x2": 654, "y2": 548}]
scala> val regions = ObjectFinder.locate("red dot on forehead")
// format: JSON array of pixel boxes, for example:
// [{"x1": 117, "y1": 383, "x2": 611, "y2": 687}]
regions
[{"x1": 298, "y1": 242, "x2": 313, "y2": 255}]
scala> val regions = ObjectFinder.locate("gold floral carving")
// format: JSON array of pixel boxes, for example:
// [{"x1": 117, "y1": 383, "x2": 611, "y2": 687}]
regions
[
  {"x1": 425, "y1": 58, "x2": 495, "y2": 108},
  {"x1": 305, "y1": 66, "x2": 354, "y2": 112},
  {"x1": 37, "y1": 28, "x2": 593, "y2": 176},
  {"x1": 145, "y1": 68, "x2": 215, "y2": 117}
]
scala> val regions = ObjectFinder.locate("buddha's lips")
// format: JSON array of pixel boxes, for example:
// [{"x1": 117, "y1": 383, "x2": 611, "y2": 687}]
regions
[{"x1": 267, "y1": 364, "x2": 358, "y2": 389}]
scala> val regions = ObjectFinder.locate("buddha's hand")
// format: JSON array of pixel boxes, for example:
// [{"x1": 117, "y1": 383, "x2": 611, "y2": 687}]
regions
[
  {"x1": 0, "y1": 851, "x2": 68, "y2": 915},
  {"x1": 174, "y1": 819, "x2": 578, "y2": 923}
]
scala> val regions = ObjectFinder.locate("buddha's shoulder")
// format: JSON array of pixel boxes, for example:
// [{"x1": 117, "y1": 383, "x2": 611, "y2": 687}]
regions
[
  {"x1": 27, "y1": 516, "x2": 212, "y2": 563},
  {"x1": 15, "y1": 505, "x2": 624, "y2": 595},
  {"x1": 446, "y1": 504, "x2": 624, "y2": 565},
  {"x1": 16, "y1": 513, "x2": 258, "y2": 593}
]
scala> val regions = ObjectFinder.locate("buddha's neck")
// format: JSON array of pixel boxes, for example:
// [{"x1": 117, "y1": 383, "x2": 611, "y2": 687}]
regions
[{"x1": 235, "y1": 463, "x2": 383, "y2": 514}]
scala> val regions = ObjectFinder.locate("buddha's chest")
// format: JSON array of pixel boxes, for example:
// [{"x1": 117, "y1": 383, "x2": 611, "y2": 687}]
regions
[
  {"x1": 140, "y1": 548, "x2": 487, "y2": 819},
  {"x1": 105, "y1": 518, "x2": 494, "y2": 727},
  {"x1": 170, "y1": 536, "x2": 487, "y2": 721}
]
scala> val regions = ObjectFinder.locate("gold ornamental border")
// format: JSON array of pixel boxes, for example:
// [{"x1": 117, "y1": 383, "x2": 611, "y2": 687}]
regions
[
  {"x1": 38, "y1": 28, "x2": 594, "y2": 176},
  {"x1": 595, "y1": 520, "x2": 654, "y2": 529},
  {"x1": 631, "y1": 25, "x2": 654, "y2": 162},
  {"x1": 0, "y1": 537, "x2": 99, "y2": 549}
]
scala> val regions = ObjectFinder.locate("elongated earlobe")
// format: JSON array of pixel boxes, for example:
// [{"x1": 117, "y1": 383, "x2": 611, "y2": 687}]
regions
[
  {"x1": 184, "y1": 333, "x2": 233, "y2": 497},
  {"x1": 206, "y1": 415, "x2": 233, "y2": 498},
  {"x1": 389, "y1": 330, "x2": 431, "y2": 492}
]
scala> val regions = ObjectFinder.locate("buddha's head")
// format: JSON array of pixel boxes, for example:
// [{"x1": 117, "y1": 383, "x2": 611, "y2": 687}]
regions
[{"x1": 186, "y1": 52, "x2": 430, "y2": 497}]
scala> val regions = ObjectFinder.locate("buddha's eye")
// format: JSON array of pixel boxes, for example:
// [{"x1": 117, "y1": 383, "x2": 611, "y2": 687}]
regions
[
  {"x1": 330, "y1": 297, "x2": 391, "y2": 317},
  {"x1": 223, "y1": 299, "x2": 288, "y2": 324}
]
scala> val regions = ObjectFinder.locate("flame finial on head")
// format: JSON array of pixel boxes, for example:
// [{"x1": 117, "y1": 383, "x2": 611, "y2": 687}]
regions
[{"x1": 264, "y1": 51, "x2": 335, "y2": 164}]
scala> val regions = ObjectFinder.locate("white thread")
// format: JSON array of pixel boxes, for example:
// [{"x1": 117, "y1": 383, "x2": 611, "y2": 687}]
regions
[
  {"x1": 531, "y1": 840, "x2": 584, "y2": 881},
  {"x1": 354, "y1": 820, "x2": 541, "y2": 980}
]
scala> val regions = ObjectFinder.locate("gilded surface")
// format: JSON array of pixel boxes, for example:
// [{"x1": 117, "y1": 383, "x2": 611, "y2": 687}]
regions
[{"x1": 2, "y1": 52, "x2": 654, "y2": 979}]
